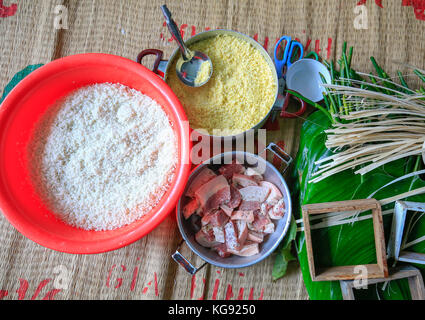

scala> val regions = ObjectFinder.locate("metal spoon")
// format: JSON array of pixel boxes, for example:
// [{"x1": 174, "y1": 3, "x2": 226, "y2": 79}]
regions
[{"x1": 161, "y1": 5, "x2": 213, "y2": 87}]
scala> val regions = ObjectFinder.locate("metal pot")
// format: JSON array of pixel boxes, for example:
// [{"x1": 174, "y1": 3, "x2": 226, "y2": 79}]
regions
[
  {"x1": 137, "y1": 29, "x2": 279, "y2": 141},
  {"x1": 173, "y1": 143, "x2": 292, "y2": 274}
]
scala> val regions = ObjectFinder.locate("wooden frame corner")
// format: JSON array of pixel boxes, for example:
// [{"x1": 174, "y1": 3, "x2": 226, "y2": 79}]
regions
[
  {"x1": 340, "y1": 266, "x2": 425, "y2": 300},
  {"x1": 302, "y1": 199, "x2": 388, "y2": 281},
  {"x1": 387, "y1": 201, "x2": 425, "y2": 265}
]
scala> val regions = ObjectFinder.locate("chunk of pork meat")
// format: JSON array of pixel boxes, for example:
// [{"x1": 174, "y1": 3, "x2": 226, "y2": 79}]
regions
[
  {"x1": 228, "y1": 242, "x2": 259, "y2": 257},
  {"x1": 194, "y1": 175, "x2": 229, "y2": 207},
  {"x1": 236, "y1": 220, "x2": 248, "y2": 244},
  {"x1": 244, "y1": 167, "x2": 264, "y2": 182},
  {"x1": 226, "y1": 185, "x2": 242, "y2": 209},
  {"x1": 259, "y1": 181, "x2": 283, "y2": 206},
  {"x1": 231, "y1": 210, "x2": 254, "y2": 223},
  {"x1": 232, "y1": 173, "x2": 258, "y2": 187},
  {"x1": 201, "y1": 210, "x2": 229, "y2": 227},
  {"x1": 183, "y1": 198, "x2": 201, "y2": 219},
  {"x1": 239, "y1": 186, "x2": 270, "y2": 203},
  {"x1": 268, "y1": 198, "x2": 286, "y2": 220},
  {"x1": 220, "y1": 204, "x2": 233, "y2": 217},
  {"x1": 203, "y1": 186, "x2": 231, "y2": 214},
  {"x1": 218, "y1": 162, "x2": 245, "y2": 180},
  {"x1": 212, "y1": 226, "x2": 225, "y2": 243},
  {"x1": 186, "y1": 168, "x2": 216, "y2": 198},
  {"x1": 250, "y1": 212, "x2": 274, "y2": 234},
  {"x1": 224, "y1": 221, "x2": 241, "y2": 251},
  {"x1": 195, "y1": 225, "x2": 220, "y2": 248},
  {"x1": 213, "y1": 243, "x2": 231, "y2": 258},
  {"x1": 239, "y1": 200, "x2": 261, "y2": 212},
  {"x1": 247, "y1": 230, "x2": 264, "y2": 243}
]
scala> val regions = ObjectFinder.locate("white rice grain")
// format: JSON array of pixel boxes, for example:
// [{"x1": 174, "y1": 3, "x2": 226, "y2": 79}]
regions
[{"x1": 28, "y1": 83, "x2": 177, "y2": 231}]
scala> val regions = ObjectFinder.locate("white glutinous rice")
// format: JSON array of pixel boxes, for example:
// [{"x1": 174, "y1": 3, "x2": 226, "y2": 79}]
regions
[{"x1": 28, "y1": 83, "x2": 177, "y2": 231}]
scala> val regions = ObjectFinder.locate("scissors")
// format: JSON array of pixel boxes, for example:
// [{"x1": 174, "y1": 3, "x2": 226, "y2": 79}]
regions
[{"x1": 273, "y1": 36, "x2": 306, "y2": 119}]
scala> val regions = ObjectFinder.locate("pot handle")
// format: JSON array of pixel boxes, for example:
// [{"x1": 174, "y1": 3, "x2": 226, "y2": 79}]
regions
[
  {"x1": 171, "y1": 240, "x2": 207, "y2": 275},
  {"x1": 263, "y1": 142, "x2": 293, "y2": 174},
  {"x1": 136, "y1": 49, "x2": 167, "y2": 77}
]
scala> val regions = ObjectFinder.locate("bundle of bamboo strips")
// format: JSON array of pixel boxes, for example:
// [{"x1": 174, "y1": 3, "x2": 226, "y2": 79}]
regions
[{"x1": 297, "y1": 43, "x2": 425, "y2": 184}]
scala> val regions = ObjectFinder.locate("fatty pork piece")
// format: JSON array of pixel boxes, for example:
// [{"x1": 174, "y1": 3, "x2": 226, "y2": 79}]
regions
[
  {"x1": 224, "y1": 220, "x2": 259, "y2": 257},
  {"x1": 194, "y1": 175, "x2": 230, "y2": 214},
  {"x1": 247, "y1": 230, "x2": 264, "y2": 243},
  {"x1": 256, "y1": 181, "x2": 285, "y2": 220},
  {"x1": 232, "y1": 173, "x2": 258, "y2": 188},
  {"x1": 183, "y1": 198, "x2": 201, "y2": 219},
  {"x1": 186, "y1": 168, "x2": 217, "y2": 198},
  {"x1": 259, "y1": 181, "x2": 283, "y2": 205},
  {"x1": 249, "y1": 212, "x2": 275, "y2": 234},
  {"x1": 220, "y1": 204, "x2": 233, "y2": 217},
  {"x1": 226, "y1": 185, "x2": 242, "y2": 208},
  {"x1": 224, "y1": 221, "x2": 240, "y2": 251},
  {"x1": 195, "y1": 225, "x2": 222, "y2": 248},
  {"x1": 231, "y1": 210, "x2": 254, "y2": 223},
  {"x1": 244, "y1": 167, "x2": 263, "y2": 183},
  {"x1": 228, "y1": 242, "x2": 260, "y2": 257},
  {"x1": 268, "y1": 198, "x2": 286, "y2": 220},
  {"x1": 239, "y1": 200, "x2": 261, "y2": 212},
  {"x1": 214, "y1": 243, "x2": 231, "y2": 258},
  {"x1": 201, "y1": 209, "x2": 229, "y2": 227},
  {"x1": 218, "y1": 162, "x2": 245, "y2": 180},
  {"x1": 239, "y1": 186, "x2": 270, "y2": 203}
]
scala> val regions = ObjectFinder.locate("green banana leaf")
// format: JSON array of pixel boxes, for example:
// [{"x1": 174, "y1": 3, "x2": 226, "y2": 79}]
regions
[{"x1": 292, "y1": 110, "x2": 425, "y2": 300}]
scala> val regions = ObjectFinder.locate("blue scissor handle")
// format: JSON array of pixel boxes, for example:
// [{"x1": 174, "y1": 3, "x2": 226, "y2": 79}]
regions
[
  {"x1": 286, "y1": 41, "x2": 304, "y2": 69},
  {"x1": 274, "y1": 36, "x2": 291, "y2": 78},
  {"x1": 274, "y1": 36, "x2": 304, "y2": 78}
]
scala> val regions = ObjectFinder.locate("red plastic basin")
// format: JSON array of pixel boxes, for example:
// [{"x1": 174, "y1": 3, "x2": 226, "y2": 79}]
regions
[{"x1": 0, "y1": 53, "x2": 191, "y2": 254}]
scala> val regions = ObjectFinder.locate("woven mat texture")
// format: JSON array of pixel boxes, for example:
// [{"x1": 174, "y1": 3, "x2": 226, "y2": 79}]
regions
[{"x1": 0, "y1": 0, "x2": 424, "y2": 300}]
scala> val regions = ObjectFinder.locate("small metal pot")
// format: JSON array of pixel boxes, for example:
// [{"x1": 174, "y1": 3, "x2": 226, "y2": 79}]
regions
[
  {"x1": 173, "y1": 143, "x2": 292, "y2": 274},
  {"x1": 137, "y1": 29, "x2": 279, "y2": 141}
]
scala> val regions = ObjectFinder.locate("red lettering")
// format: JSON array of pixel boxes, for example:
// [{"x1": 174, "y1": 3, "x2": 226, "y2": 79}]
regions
[
  {"x1": 248, "y1": 287, "x2": 254, "y2": 300},
  {"x1": 237, "y1": 288, "x2": 244, "y2": 300},
  {"x1": 190, "y1": 275, "x2": 196, "y2": 299},
  {"x1": 130, "y1": 265, "x2": 139, "y2": 291},
  {"x1": 305, "y1": 38, "x2": 312, "y2": 51},
  {"x1": 42, "y1": 289, "x2": 61, "y2": 300},
  {"x1": 326, "y1": 38, "x2": 332, "y2": 60},
  {"x1": 263, "y1": 36, "x2": 269, "y2": 51},
  {"x1": 15, "y1": 278, "x2": 60, "y2": 300},
  {"x1": 0, "y1": 290, "x2": 8, "y2": 299},
  {"x1": 211, "y1": 279, "x2": 220, "y2": 300},
  {"x1": 30, "y1": 279, "x2": 51, "y2": 300},
  {"x1": 0, "y1": 0, "x2": 17, "y2": 18},
  {"x1": 154, "y1": 272, "x2": 159, "y2": 297},
  {"x1": 16, "y1": 279, "x2": 28, "y2": 300},
  {"x1": 357, "y1": 0, "x2": 383, "y2": 7},
  {"x1": 314, "y1": 39, "x2": 321, "y2": 56},
  {"x1": 180, "y1": 23, "x2": 188, "y2": 38},
  {"x1": 225, "y1": 284, "x2": 234, "y2": 300},
  {"x1": 106, "y1": 264, "x2": 126, "y2": 289},
  {"x1": 259, "y1": 288, "x2": 264, "y2": 300}
]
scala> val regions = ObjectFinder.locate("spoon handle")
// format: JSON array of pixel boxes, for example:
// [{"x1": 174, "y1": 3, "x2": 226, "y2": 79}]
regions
[{"x1": 161, "y1": 5, "x2": 191, "y2": 60}]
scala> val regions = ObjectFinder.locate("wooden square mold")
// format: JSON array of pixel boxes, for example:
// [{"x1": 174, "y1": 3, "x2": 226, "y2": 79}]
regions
[
  {"x1": 340, "y1": 266, "x2": 425, "y2": 300},
  {"x1": 302, "y1": 199, "x2": 388, "y2": 281},
  {"x1": 387, "y1": 201, "x2": 425, "y2": 264}
]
